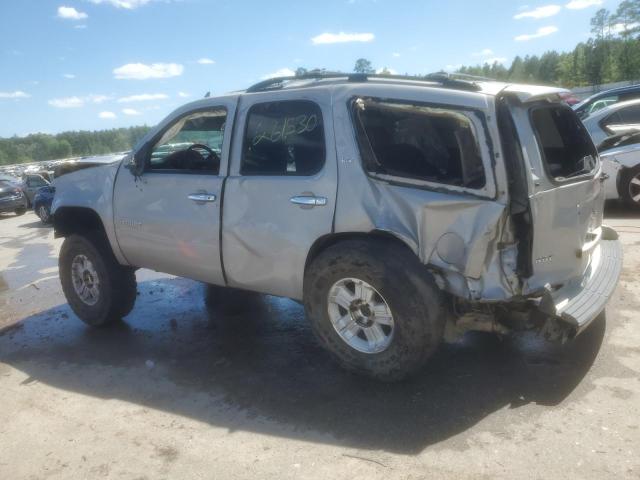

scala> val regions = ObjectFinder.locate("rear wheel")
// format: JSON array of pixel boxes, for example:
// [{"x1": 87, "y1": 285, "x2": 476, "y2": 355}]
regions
[
  {"x1": 621, "y1": 165, "x2": 640, "y2": 209},
  {"x1": 14, "y1": 208, "x2": 26, "y2": 216},
  {"x1": 304, "y1": 239, "x2": 445, "y2": 381},
  {"x1": 59, "y1": 233, "x2": 137, "y2": 326}
]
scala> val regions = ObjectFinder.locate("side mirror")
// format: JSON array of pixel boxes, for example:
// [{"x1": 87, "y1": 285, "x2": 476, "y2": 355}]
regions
[{"x1": 125, "y1": 150, "x2": 146, "y2": 176}]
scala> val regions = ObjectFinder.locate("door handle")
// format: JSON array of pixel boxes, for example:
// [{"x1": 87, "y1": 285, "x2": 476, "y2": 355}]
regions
[
  {"x1": 188, "y1": 193, "x2": 217, "y2": 203},
  {"x1": 290, "y1": 195, "x2": 327, "y2": 207}
]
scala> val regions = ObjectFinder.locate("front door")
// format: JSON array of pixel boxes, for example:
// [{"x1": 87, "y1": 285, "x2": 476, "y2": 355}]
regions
[
  {"x1": 113, "y1": 100, "x2": 236, "y2": 285},
  {"x1": 222, "y1": 92, "x2": 337, "y2": 300}
]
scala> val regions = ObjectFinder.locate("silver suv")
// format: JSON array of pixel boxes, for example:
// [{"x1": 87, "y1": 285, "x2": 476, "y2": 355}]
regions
[{"x1": 51, "y1": 73, "x2": 623, "y2": 381}]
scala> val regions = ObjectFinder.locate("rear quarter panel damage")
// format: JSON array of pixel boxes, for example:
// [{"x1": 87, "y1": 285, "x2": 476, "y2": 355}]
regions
[{"x1": 330, "y1": 86, "x2": 514, "y2": 301}]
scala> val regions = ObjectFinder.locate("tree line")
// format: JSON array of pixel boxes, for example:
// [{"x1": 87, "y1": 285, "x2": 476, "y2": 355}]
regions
[
  {"x1": 457, "y1": 1, "x2": 640, "y2": 87},
  {"x1": 0, "y1": 126, "x2": 150, "y2": 166}
]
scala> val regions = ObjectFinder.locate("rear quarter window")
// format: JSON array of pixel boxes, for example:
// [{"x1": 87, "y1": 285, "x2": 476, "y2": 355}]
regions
[
  {"x1": 351, "y1": 97, "x2": 486, "y2": 190},
  {"x1": 530, "y1": 105, "x2": 597, "y2": 181}
]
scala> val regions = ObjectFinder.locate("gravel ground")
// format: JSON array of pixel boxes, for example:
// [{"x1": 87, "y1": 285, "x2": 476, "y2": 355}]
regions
[{"x1": 0, "y1": 205, "x2": 639, "y2": 480}]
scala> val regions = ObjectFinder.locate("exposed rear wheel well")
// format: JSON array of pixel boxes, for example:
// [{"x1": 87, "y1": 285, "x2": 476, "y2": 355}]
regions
[
  {"x1": 305, "y1": 231, "x2": 419, "y2": 273},
  {"x1": 53, "y1": 207, "x2": 107, "y2": 239}
]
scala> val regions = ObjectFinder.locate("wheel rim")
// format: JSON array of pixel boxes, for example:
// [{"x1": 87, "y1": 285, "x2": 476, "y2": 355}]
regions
[
  {"x1": 629, "y1": 173, "x2": 640, "y2": 205},
  {"x1": 327, "y1": 278, "x2": 395, "y2": 354},
  {"x1": 39, "y1": 206, "x2": 48, "y2": 221},
  {"x1": 71, "y1": 254, "x2": 100, "y2": 306}
]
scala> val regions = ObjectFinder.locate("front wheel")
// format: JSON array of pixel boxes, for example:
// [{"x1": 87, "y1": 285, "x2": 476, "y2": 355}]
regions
[
  {"x1": 37, "y1": 204, "x2": 51, "y2": 224},
  {"x1": 304, "y1": 239, "x2": 445, "y2": 381},
  {"x1": 621, "y1": 165, "x2": 640, "y2": 209},
  {"x1": 59, "y1": 233, "x2": 137, "y2": 326},
  {"x1": 14, "y1": 207, "x2": 26, "y2": 216}
]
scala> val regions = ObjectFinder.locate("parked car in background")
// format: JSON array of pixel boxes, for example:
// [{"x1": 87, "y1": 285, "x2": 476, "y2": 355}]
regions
[
  {"x1": 33, "y1": 185, "x2": 55, "y2": 223},
  {"x1": 21, "y1": 173, "x2": 50, "y2": 206},
  {"x1": 581, "y1": 99, "x2": 640, "y2": 146},
  {"x1": 574, "y1": 84, "x2": 640, "y2": 119},
  {"x1": 0, "y1": 178, "x2": 28, "y2": 216},
  {"x1": 599, "y1": 132, "x2": 640, "y2": 209},
  {"x1": 50, "y1": 73, "x2": 622, "y2": 381}
]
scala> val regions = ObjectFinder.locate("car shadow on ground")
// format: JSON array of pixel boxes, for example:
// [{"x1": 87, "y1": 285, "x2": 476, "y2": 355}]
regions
[
  {"x1": 0, "y1": 276, "x2": 606, "y2": 454},
  {"x1": 605, "y1": 200, "x2": 640, "y2": 219}
]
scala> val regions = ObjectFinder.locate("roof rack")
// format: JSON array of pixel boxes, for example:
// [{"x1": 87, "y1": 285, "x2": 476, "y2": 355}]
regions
[{"x1": 245, "y1": 71, "x2": 483, "y2": 94}]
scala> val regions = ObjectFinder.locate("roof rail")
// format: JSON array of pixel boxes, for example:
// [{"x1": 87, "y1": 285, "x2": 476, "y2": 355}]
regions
[{"x1": 245, "y1": 71, "x2": 483, "y2": 94}]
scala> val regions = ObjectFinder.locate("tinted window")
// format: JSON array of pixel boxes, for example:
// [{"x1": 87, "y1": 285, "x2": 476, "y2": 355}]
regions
[
  {"x1": 352, "y1": 97, "x2": 486, "y2": 189},
  {"x1": 241, "y1": 101, "x2": 325, "y2": 176},
  {"x1": 27, "y1": 176, "x2": 47, "y2": 187},
  {"x1": 619, "y1": 105, "x2": 640, "y2": 124},
  {"x1": 531, "y1": 106, "x2": 597, "y2": 180},
  {"x1": 148, "y1": 108, "x2": 227, "y2": 174}
]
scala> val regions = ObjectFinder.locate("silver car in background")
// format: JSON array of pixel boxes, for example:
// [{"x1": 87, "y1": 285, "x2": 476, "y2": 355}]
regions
[
  {"x1": 599, "y1": 133, "x2": 640, "y2": 209},
  {"x1": 582, "y1": 98, "x2": 640, "y2": 146}
]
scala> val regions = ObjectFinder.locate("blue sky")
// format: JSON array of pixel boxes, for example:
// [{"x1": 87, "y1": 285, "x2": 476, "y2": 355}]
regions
[{"x1": 0, "y1": 0, "x2": 621, "y2": 137}]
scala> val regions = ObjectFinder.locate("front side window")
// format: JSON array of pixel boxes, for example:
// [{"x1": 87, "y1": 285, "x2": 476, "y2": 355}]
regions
[
  {"x1": 352, "y1": 97, "x2": 486, "y2": 189},
  {"x1": 531, "y1": 105, "x2": 597, "y2": 181},
  {"x1": 148, "y1": 108, "x2": 227, "y2": 174},
  {"x1": 241, "y1": 100, "x2": 325, "y2": 176}
]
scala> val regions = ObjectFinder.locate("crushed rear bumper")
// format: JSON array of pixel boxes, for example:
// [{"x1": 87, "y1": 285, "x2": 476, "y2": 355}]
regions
[{"x1": 539, "y1": 226, "x2": 623, "y2": 338}]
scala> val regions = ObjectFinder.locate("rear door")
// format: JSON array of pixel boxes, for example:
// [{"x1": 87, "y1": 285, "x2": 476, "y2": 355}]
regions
[
  {"x1": 222, "y1": 90, "x2": 337, "y2": 300},
  {"x1": 510, "y1": 102, "x2": 603, "y2": 294}
]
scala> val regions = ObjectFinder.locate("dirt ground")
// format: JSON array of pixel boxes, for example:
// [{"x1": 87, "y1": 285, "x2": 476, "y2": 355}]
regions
[{"x1": 0, "y1": 205, "x2": 639, "y2": 480}]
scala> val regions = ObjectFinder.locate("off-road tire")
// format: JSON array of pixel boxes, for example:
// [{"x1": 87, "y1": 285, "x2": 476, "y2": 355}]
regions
[
  {"x1": 304, "y1": 239, "x2": 445, "y2": 381},
  {"x1": 14, "y1": 207, "x2": 26, "y2": 216},
  {"x1": 59, "y1": 232, "x2": 137, "y2": 326},
  {"x1": 620, "y1": 165, "x2": 640, "y2": 210}
]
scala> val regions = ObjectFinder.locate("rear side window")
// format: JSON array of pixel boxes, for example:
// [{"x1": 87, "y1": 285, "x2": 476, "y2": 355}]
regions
[
  {"x1": 351, "y1": 97, "x2": 486, "y2": 189},
  {"x1": 618, "y1": 105, "x2": 640, "y2": 123},
  {"x1": 241, "y1": 100, "x2": 325, "y2": 176},
  {"x1": 531, "y1": 106, "x2": 597, "y2": 181}
]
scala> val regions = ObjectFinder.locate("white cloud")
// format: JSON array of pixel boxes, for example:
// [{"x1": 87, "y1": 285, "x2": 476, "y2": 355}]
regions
[
  {"x1": 48, "y1": 96, "x2": 84, "y2": 108},
  {"x1": 261, "y1": 68, "x2": 295, "y2": 79},
  {"x1": 473, "y1": 48, "x2": 494, "y2": 57},
  {"x1": 57, "y1": 6, "x2": 88, "y2": 20},
  {"x1": 311, "y1": 32, "x2": 375, "y2": 45},
  {"x1": 178, "y1": 91, "x2": 190, "y2": 98},
  {"x1": 122, "y1": 108, "x2": 141, "y2": 115},
  {"x1": 610, "y1": 22, "x2": 640, "y2": 35},
  {"x1": 63, "y1": 73, "x2": 76, "y2": 79},
  {"x1": 392, "y1": 52, "x2": 401, "y2": 57},
  {"x1": 515, "y1": 25, "x2": 559, "y2": 41},
  {"x1": 113, "y1": 62, "x2": 183, "y2": 80},
  {"x1": 0, "y1": 91, "x2": 30, "y2": 99},
  {"x1": 566, "y1": 0, "x2": 602, "y2": 9},
  {"x1": 89, "y1": 0, "x2": 153, "y2": 9},
  {"x1": 376, "y1": 68, "x2": 398, "y2": 75},
  {"x1": 484, "y1": 57, "x2": 508, "y2": 64},
  {"x1": 197, "y1": 58, "x2": 215, "y2": 65},
  {"x1": 48, "y1": 94, "x2": 110, "y2": 108},
  {"x1": 99, "y1": 111, "x2": 117, "y2": 119},
  {"x1": 514, "y1": 5, "x2": 561, "y2": 19},
  {"x1": 74, "y1": 24, "x2": 88, "y2": 29},
  {"x1": 444, "y1": 64, "x2": 463, "y2": 72},
  {"x1": 117, "y1": 93, "x2": 168, "y2": 103}
]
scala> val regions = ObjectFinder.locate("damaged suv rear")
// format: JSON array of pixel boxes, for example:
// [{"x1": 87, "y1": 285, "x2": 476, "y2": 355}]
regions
[{"x1": 51, "y1": 73, "x2": 622, "y2": 381}]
